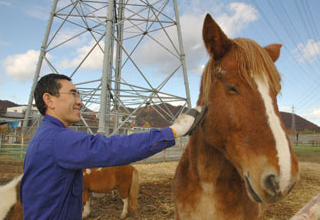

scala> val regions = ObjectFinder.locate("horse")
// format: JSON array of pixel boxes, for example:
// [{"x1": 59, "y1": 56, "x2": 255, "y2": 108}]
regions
[
  {"x1": 172, "y1": 14, "x2": 300, "y2": 220},
  {"x1": 82, "y1": 164, "x2": 139, "y2": 219},
  {"x1": 0, "y1": 174, "x2": 23, "y2": 220}
]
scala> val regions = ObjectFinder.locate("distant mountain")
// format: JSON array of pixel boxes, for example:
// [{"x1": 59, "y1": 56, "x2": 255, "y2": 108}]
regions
[
  {"x1": 1, "y1": 99, "x2": 319, "y2": 132},
  {"x1": 132, "y1": 103, "x2": 184, "y2": 128},
  {"x1": 133, "y1": 103, "x2": 320, "y2": 132},
  {"x1": 280, "y1": 112, "x2": 320, "y2": 132},
  {"x1": 0, "y1": 100, "x2": 20, "y2": 108}
]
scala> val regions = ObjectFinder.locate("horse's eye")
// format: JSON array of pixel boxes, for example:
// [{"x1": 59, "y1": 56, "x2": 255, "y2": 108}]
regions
[{"x1": 227, "y1": 86, "x2": 239, "y2": 94}]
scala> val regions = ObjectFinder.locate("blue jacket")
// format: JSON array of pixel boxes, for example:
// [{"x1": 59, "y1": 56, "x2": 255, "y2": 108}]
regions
[{"x1": 20, "y1": 115, "x2": 175, "y2": 219}]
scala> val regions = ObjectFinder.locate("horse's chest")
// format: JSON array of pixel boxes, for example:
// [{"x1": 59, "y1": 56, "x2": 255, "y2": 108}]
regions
[
  {"x1": 177, "y1": 181, "x2": 258, "y2": 220},
  {"x1": 177, "y1": 182, "x2": 218, "y2": 219},
  {"x1": 196, "y1": 190, "x2": 218, "y2": 219}
]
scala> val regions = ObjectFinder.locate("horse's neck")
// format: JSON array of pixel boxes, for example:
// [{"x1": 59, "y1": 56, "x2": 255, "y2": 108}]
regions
[
  {"x1": 186, "y1": 132, "x2": 261, "y2": 219},
  {"x1": 187, "y1": 132, "x2": 230, "y2": 183},
  {"x1": 187, "y1": 131, "x2": 247, "y2": 202}
]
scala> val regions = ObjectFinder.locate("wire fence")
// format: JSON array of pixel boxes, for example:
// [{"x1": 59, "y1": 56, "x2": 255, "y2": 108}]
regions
[
  {"x1": 289, "y1": 134, "x2": 320, "y2": 146},
  {"x1": 0, "y1": 126, "x2": 189, "y2": 162},
  {"x1": 1, "y1": 126, "x2": 320, "y2": 162}
]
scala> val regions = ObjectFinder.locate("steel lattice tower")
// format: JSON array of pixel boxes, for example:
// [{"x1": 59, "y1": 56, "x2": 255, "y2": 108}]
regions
[
  {"x1": 23, "y1": 0, "x2": 191, "y2": 135},
  {"x1": 291, "y1": 105, "x2": 296, "y2": 133}
]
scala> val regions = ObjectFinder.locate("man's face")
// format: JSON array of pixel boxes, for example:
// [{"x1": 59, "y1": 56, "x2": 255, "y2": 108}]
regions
[{"x1": 49, "y1": 79, "x2": 82, "y2": 127}]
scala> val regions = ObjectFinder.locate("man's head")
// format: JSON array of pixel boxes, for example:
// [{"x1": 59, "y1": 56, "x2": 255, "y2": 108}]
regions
[{"x1": 34, "y1": 73, "x2": 82, "y2": 127}]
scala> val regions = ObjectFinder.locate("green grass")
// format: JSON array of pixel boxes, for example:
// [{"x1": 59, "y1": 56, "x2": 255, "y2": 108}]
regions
[{"x1": 292, "y1": 145, "x2": 320, "y2": 163}]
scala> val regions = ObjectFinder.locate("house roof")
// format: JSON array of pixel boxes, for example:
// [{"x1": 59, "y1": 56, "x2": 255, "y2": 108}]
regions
[{"x1": 0, "y1": 112, "x2": 24, "y2": 119}]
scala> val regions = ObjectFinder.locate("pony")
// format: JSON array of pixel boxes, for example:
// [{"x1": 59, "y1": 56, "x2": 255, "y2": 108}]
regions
[
  {"x1": 0, "y1": 174, "x2": 23, "y2": 220},
  {"x1": 172, "y1": 14, "x2": 300, "y2": 220},
  {"x1": 82, "y1": 165, "x2": 139, "y2": 219}
]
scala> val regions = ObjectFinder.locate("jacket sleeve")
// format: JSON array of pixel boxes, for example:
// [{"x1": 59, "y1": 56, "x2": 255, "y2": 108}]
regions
[{"x1": 53, "y1": 127, "x2": 175, "y2": 169}]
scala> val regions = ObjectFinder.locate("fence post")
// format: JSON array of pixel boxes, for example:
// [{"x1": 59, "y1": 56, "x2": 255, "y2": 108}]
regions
[
  {"x1": 290, "y1": 192, "x2": 320, "y2": 219},
  {"x1": 21, "y1": 136, "x2": 24, "y2": 159}
]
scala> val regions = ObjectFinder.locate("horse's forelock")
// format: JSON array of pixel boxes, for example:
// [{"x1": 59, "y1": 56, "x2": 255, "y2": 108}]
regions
[
  {"x1": 233, "y1": 38, "x2": 281, "y2": 94},
  {"x1": 199, "y1": 38, "x2": 281, "y2": 104}
]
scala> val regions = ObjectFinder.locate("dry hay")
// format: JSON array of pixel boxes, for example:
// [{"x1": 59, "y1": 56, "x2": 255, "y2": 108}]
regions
[
  {"x1": 133, "y1": 162, "x2": 178, "y2": 183},
  {"x1": 84, "y1": 161, "x2": 320, "y2": 220},
  {"x1": 1, "y1": 158, "x2": 320, "y2": 219}
]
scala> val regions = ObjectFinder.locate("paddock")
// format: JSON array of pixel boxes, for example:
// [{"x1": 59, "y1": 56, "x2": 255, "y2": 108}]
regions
[{"x1": 0, "y1": 152, "x2": 319, "y2": 220}]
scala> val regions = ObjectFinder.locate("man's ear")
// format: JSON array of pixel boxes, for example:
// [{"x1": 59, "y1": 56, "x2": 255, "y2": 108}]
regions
[{"x1": 43, "y1": 93, "x2": 55, "y2": 110}]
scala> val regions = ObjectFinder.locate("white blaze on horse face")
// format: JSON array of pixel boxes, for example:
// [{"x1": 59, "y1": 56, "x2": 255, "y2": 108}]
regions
[{"x1": 255, "y1": 75, "x2": 291, "y2": 191}]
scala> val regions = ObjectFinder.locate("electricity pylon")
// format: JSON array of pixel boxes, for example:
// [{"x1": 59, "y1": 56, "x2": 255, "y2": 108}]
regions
[
  {"x1": 23, "y1": 0, "x2": 191, "y2": 136},
  {"x1": 291, "y1": 105, "x2": 296, "y2": 133}
]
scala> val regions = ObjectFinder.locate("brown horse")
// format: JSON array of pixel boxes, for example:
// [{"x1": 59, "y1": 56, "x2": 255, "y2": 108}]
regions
[
  {"x1": 0, "y1": 174, "x2": 23, "y2": 220},
  {"x1": 172, "y1": 14, "x2": 300, "y2": 220},
  {"x1": 82, "y1": 165, "x2": 139, "y2": 219}
]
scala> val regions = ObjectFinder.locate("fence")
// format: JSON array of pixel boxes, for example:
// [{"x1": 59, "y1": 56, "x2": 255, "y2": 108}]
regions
[
  {"x1": 1, "y1": 132, "x2": 319, "y2": 161},
  {"x1": 289, "y1": 134, "x2": 320, "y2": 146},
  {"x1": 137, "y1": 136, "x2": 189, "y2": 163},
  {"x1": 0, "y1": 132, "x2": 189, "y2": 161},
  {"x1": 0, "y1": 135, "x2": 30, "y2": 159},
  {"x1": 290, "y1": 191, "x2": 320, "y2": 219}
]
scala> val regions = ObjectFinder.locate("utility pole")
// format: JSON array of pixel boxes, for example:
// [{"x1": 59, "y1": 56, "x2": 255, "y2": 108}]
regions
[{"x1": 291, "y1": 105, "x2": 296, "y2": 133}]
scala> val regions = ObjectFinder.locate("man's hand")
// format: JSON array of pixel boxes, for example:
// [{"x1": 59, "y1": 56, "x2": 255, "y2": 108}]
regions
[{"x1": 170, "y1": 106, "x2": 207, "y2": 137}]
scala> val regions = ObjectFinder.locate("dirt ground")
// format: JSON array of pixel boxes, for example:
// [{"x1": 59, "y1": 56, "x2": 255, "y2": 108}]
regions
[{"x1": 1, "y1": 156, "x2": 320, "y2": 220}]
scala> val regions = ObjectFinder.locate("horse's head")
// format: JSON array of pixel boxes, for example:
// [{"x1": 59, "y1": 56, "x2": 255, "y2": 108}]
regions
[{"x1": 198, "y1": 14, "x2": 299, "y2": 204}]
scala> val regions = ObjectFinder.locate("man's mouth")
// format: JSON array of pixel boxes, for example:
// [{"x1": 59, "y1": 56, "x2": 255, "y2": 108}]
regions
[{"x1": 74, "y1": 108, "x2": 80, "y2": 114}]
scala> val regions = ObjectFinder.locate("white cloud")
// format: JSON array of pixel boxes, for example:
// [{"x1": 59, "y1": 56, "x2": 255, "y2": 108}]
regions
[
  {"x1": 299, "y1": 108, "x2": 320, "y2": 126},
  {"x1": 2, "y1": 50, "x2": 39, "y2": 81},
  {"x1": 134, "y1": 2, "x2": 258, "y2": 75},
  {"x1": 279, "y1": 106, "x2": 292, "y2": 113},
  {"x1": 152, "y1": 93, "x2": 187, "y2": 107},
  {"x1": 216, "y1": 2, "x2": 258, "y2": 37},
  {"x1": 279, "y1": 106, "x2": 320, "y2": 126},
  {"x1": 0, "y1": 40, "x2": 9, "y2": 46},
  {"x1": 296, "y1": 39, "x2": 320, "y2": 62},
  {"x1": 53, "y1": 28, "x2": 88, "y2": 48},
  {"x1": 134, "y1": 13, "x2": 206, "y2": 75},
  {"x1": 58, "y1": 40, "x2": 104, "y2": 71},
  {"x1": 87, "y1": 103, "x2": 100, "y2": 112},
  {"x1": 23, "y1": 4, "x2": 51, "y2": 21},
  {"x1": 0, "y1": 1, "x2": 10, "y2": 6}
]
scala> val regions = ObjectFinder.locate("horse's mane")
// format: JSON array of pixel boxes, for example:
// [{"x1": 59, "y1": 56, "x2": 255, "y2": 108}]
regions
[
  {"x1": 234, "y1": 38, "x2": 281, "y2": 93},
  {"x1": 200, "y1": 38, "x2": 281, "y2": 104}
]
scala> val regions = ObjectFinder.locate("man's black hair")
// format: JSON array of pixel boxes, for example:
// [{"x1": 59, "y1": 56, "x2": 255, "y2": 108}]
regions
[{"x1": 34, "y1": 73, "x2": 71, "y2": 115}]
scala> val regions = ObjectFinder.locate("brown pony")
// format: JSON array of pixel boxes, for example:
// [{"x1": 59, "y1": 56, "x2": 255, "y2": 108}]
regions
[
  {"x1": 0, "y1": 174, "x2": 23, "y2": 220},
  {"x1": 82, "y1": 165, "x2": 139, "y2": 219},
  {"x1": 172, "y1": 14, "x2": 300, "y2": 220}
]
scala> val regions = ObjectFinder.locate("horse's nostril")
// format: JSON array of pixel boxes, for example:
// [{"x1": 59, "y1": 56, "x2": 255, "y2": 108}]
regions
[{"x1": 264, "y1": 174, "x2": 280, "y2": 195}]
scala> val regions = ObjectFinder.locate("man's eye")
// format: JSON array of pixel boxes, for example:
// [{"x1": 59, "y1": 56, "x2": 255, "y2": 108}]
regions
[{"x1": 71, "y1": 91, "x2": 77, "y2": 97}]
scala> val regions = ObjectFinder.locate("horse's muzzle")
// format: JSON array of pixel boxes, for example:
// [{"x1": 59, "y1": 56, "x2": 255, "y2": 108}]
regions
[
  {"x1": 245, "y1": 174, "x2": 298, "y2": 204},
  {"x1": 245, "y1": 176, "x2": 263, "y2": 203}
]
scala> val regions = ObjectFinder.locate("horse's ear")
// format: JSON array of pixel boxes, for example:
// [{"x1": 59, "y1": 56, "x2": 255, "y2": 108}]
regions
[
  {"x1": 202, "y1": 14, "x2": 232, "y2": 60},
  {"x1": 264, "y1": 44, "x2": 282, "y2": 62}
]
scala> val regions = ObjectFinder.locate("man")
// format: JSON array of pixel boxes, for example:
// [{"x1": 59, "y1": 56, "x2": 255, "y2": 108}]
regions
[{"x1": 20, "y1": 73, "x2": 206, "y2": 219}]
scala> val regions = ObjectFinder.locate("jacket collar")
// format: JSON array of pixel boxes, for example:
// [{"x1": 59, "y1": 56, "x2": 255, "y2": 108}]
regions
[{"x1": 43, "y1": 115, "x2": 66, "y2": 128}]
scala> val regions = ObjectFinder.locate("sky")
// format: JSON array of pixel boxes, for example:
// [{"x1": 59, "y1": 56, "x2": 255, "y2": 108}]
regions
[{"x1": 0, "y1": 0, "x2": 320, "y2": 127}]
